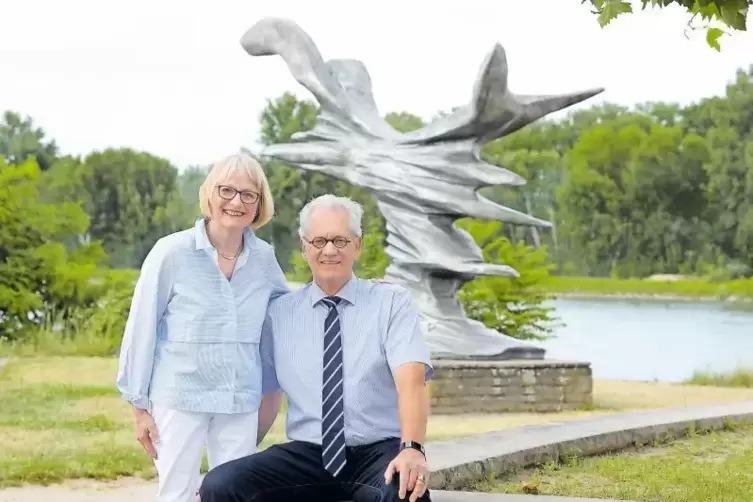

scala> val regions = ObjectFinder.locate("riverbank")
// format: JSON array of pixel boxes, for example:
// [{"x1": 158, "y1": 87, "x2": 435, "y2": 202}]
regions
[
  {"x1": 1, "y1": 356, "x2": 753, "y2": 488},
  {"x1": 543, "y1": 276, "x2": 753, "y2": 302}
]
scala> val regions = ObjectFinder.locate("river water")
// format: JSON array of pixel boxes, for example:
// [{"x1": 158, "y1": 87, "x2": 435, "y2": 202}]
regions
[{"x1": 533, "y1": 297, "x2": 753, "y2": 383}]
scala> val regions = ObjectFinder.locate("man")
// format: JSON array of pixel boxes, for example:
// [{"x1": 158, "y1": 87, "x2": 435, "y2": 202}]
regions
[{"x1": 199, "y1": 194, "x2": 433, "y2": 502}]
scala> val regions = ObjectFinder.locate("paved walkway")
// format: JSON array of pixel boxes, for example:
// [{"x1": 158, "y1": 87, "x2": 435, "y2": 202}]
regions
[{"x1": 0, "y1": 481, "x2": 630, "y2": 502}]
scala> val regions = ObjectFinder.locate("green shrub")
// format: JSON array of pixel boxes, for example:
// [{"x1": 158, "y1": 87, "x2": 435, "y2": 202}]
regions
[
  {"x1": 456, "y1": 219, "x2": 557, "y2": 341},
  {"x1": 0, "y1": 159, "x2": 109, "y2": 341},
  {"x1": 685, "y1": 368, "x2": 753, "y2": 388},
  {"x1": 1, "y1": 268, "x2": 137, "y2": 357}
]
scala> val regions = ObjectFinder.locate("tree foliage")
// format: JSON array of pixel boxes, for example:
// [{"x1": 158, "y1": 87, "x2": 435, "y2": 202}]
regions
[
  {"x1": 586, "y1": 0, "x2": 751, "y2": 51},
  {"x1": 41, "y1": 148, "x2": 196, "y2": 268},
  {"x1": 0, "y1": 111, "x2": 58, "y2": 171},
  {"x1": 457, "y1": 220, "x2": 556, "y2": 341}
]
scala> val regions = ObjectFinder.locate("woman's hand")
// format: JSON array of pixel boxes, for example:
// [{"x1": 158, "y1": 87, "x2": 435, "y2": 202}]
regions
[{"x1": 132, "y1": 407, "x2": 160, "y2": 458}]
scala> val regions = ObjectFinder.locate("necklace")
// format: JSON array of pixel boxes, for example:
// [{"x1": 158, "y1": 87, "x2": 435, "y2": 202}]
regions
[
  {"x1": 217, "y1": 241, "x2": 243, "y2": 260},
  {"x1": 205, "y1": 220, "x2": 243, "y2": 260}
]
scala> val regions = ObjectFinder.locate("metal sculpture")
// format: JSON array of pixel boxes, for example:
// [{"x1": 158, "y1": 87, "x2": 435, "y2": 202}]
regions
[{"x1": 241, "y1": 17, "x2": 603, "y2": 360}]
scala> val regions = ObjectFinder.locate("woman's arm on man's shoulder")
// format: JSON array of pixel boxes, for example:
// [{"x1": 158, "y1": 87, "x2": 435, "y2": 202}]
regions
[{"x1": 264, "y1": 245, "x2": 292, "y2": 302}]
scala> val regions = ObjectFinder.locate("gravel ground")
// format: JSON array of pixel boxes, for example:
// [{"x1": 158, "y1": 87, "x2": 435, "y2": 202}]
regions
[{"x1": 0, "y1": 479, "x2": 159, "y2": 502}]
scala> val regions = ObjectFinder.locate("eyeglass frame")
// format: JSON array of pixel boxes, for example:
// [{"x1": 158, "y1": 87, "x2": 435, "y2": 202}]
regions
[
  {"x1": 304, "y1": 236, "x2": 352, "y2": 249},
  {"x1": 216, "y1": 184, "x2": 260, "y2": 205}
]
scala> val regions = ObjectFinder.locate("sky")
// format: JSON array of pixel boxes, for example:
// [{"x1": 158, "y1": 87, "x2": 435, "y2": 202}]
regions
[{"x1": 2, "y1": 0, "x2": 752, "y2": 170}]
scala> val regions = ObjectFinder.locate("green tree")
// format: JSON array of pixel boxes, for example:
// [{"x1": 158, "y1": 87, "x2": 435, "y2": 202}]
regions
[
  {"x1": 556, "y1": 112, "x2": 711, "y2": 277},
  {"x1": 41, "y1": 148, "x2": 194, "y2": 268},
  {"x1": 680, "y1": 67, "x2": 753, "y2": 277},
  {"x1": 175, "y1": 164, "x2": 209, "y2": 217},
  {"x1": 0, "y1": 111, "x2": 59, "y2": 171},
  {"x1": 0, "y1": 158, "x2": 108, "y2": 339}
]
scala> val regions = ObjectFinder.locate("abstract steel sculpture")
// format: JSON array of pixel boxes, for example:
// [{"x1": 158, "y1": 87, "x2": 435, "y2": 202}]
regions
[{"x1": 241, "y1": 18, "x2": 603, "y2": 360}]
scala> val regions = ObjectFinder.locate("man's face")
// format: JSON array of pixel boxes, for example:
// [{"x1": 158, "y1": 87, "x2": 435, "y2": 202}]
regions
[{"x1": 302, "y1": 207, "x2": 362, "y2": 284}]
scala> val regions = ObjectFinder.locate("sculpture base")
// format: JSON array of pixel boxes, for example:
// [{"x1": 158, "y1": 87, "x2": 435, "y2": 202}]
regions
[
  {"x1": 419, "y1": 315, "x2": 547, "y2": 361},
  {"x1": 429, "y1": 359, "x2": 593, "y2": 414}
]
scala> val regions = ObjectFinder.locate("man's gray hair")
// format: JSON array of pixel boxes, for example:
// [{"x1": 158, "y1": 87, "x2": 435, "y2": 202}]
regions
[{"x1": 298, "y1": 194, "x2": 364, "y2": 238}]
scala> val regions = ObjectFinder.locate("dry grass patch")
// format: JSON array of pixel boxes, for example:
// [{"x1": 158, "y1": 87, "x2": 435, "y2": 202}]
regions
[
  {"x1": 0, "y1": 427, "x2": 66, "y2": 453},
  {"x1": 594, "y1": 379, "x2": 753, "y2": 410},
  {"x1": 427, "y1": 411, "x2": 611, "y2": 441}
]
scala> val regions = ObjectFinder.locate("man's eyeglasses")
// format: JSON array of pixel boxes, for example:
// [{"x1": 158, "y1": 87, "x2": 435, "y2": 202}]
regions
[
  {"x1": 306, "y1": 236, "x2": 351, "y2": 249},
  {"x1": 217, "y1": 185, "x2": 260, "y2": 204}
]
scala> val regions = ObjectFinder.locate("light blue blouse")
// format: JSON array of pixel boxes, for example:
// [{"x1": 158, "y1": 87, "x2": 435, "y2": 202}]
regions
[{"x1": 116, "y1": 218, "x2": 290, "y2": 414}]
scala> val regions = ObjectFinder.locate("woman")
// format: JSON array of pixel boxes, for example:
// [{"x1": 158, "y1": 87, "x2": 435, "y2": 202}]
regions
[{"x1": 116, "y1": 153, "x2": 286, "y2": 502}]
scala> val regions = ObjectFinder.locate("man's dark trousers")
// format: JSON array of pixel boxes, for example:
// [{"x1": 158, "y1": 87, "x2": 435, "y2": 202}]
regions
[{"x1": 199, "y1": 437, "x2": 432, "y2": 502}]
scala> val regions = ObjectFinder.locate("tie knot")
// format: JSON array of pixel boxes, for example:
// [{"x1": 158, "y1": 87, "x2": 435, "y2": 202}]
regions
[{"x1": 322, "y1": 296, "x2": 341, "y2": 308}]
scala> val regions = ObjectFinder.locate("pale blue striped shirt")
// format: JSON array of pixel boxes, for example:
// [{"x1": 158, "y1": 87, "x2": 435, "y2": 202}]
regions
[
  {"x1": 260, "y1": 276, "x2": 434, "y2": 446},
  {"x1": 116, "y1": 218, "x2": 289, "y2": 414}
]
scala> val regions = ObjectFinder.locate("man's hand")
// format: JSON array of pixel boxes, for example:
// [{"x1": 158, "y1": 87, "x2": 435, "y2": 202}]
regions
[
  {"x1": 384, "y1": 448, "x2": 429, "y2": 501},
  {"x1": 132, "y1": 407, "x2": 160, "y2": 458}
]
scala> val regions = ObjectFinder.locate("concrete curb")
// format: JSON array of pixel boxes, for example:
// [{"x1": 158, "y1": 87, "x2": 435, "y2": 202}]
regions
[
  {"x1": 433, "y1": 494, "x2": 628, "y2": 502},
  {"x1": 427, "y1": 400, "x2": 753, "y2": 491}
]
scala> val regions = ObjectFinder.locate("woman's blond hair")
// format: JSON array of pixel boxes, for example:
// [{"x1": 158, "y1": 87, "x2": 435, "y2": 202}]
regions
[{"x1": 198, "y1": 153, "x2": 274, "y2": 230}]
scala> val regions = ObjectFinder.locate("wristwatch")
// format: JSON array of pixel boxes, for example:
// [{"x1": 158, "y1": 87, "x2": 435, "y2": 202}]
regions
[{"x1": 399, "y1": 441, "x2": 426, "y2": 457}]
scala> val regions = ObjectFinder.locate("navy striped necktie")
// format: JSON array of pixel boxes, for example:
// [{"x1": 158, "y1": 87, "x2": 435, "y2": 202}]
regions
[{"x1": 320, "y1": 296, "x2": 347, "y2": 477}]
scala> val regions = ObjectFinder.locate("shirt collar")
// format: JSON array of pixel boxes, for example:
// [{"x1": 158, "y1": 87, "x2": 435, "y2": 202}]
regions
[
  {"x1": 194, "y1": 218, "x2": 212, "y2": 250},
  {"x1": 193, "y1": 217, "x2": 257, "y2": 262},
  {"x1": 309, "y1": 274, "x2": 358, "y2": 307}
]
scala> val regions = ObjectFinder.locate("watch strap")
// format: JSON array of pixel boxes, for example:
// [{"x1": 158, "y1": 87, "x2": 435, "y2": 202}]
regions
[{"x1": 399, "y1": 440, "x2": 425, "y2": 456}]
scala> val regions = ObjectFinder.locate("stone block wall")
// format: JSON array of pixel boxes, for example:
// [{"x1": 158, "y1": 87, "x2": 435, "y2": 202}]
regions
[{"x1": 429, "y1": 359, "x2": 593, "y2": 414}]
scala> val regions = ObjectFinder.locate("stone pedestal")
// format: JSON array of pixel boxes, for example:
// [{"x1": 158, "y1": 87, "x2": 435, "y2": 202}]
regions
[{"x1": 429, "y1": 359, "x2": 593, "y2": 414}]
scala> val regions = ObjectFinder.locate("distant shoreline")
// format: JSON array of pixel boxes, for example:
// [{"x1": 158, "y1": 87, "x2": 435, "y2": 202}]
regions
[
  {"x1": 542, "y1": 276, "x2": 753, "y2": 304},
  {"x1": 284, "y1": 275, "x2": 753, "y2": 303},
  {"x1": 551, "y1": 291, "x2": 753, "y2": 303}
]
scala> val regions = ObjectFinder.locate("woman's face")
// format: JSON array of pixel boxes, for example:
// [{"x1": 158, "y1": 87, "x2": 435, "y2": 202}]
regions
[{"x1": 208, "y1": 170, "x2": 260, "y2": 231}]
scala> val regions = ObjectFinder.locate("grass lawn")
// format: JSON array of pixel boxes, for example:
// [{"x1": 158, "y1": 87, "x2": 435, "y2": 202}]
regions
[
  {"x1": 2, "y1": 357, "x2": 753, "y2": 488},
  {"x1": 479, "y1": 423, "x2": 753, "y2": 502}
]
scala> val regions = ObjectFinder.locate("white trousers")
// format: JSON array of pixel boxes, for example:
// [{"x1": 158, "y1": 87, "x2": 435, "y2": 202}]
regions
[{"x1": 151, "y1": 404, "x2": 258, "y2": 502}]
